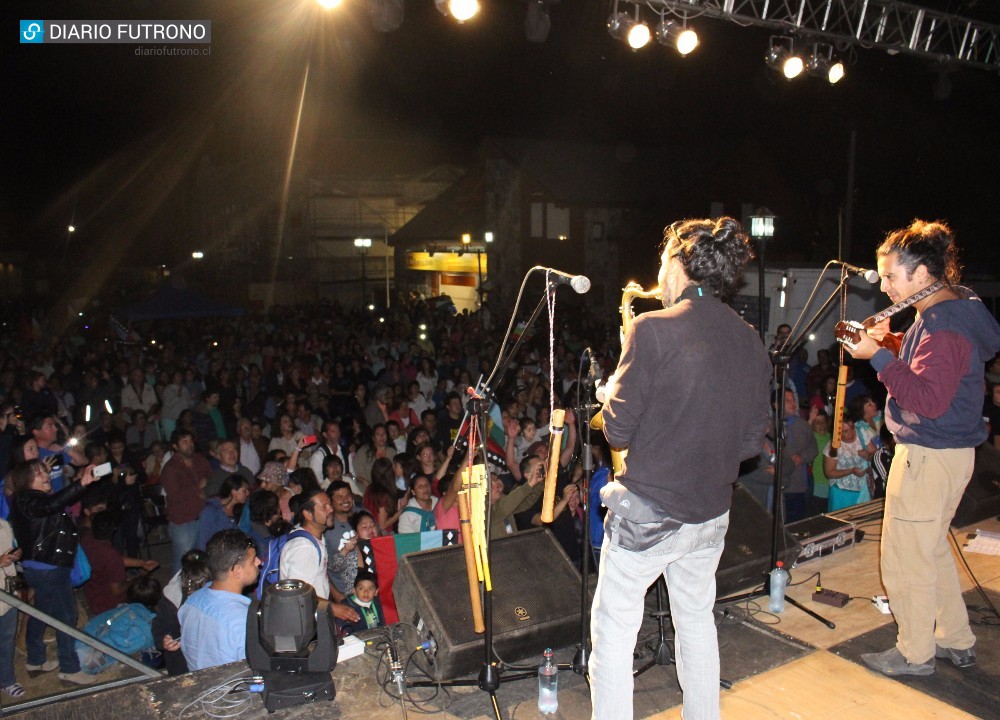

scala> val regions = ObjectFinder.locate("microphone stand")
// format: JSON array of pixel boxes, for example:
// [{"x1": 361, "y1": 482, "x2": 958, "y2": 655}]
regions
[
  {"x1": 719, "y1": 273, "x2": 855, "y2": 629},
  {"x1": 407, "y1": 280, "x2": 567, "y2": 720},
  {"x1": 572, "y1": 353, "x2": 597, "y2": 680}
]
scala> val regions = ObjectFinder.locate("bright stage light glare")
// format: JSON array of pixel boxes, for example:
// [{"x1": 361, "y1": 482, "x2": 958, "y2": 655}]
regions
[
  {"x1": 655, "y1": 19, "x2": 698, "y2": 55},
  {"x1": 766, "y1": 41, "x2": 804, "y2": 80},
  {"x1": 627, "y1": 22, "x2": 651, "y2": 49},
  {"x1": 828, "y1": 61, "x2": 845, "y2": 84},
  {"x1": 448, "y1": 0, "x2": 479, "y2": 22},
  {"x1": 783, "y1": 56, "x2": 804, "y2": 79},
  {"x1": 676, "y1": 28, "x2": 698, "y2": 55},
  {"x1": 316, "y1": 0, "x2": 342, "y2": 8}
]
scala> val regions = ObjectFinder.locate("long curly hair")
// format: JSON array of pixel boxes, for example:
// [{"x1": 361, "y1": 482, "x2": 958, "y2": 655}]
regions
[
  {"x1": 877, "y1": 219, "x2": 961, "y2": 285},
  {"x1": 664, "y1": 216, "x2": 755, "y2": 297}
]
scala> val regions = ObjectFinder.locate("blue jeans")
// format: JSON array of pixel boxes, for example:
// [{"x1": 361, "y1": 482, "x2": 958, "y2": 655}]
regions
[
  {"x1": 168, "y1": 520, "x2": 200, "y2": 573},
  {"x1": 590, "y1": 511, "x2": 729, "y2": 720},
  {"x1": 0, "y1": 610, "x2": 18, "y2": 686},
  {"x1": 21, "y1": 565, "x2": 80, "y2": 674}
]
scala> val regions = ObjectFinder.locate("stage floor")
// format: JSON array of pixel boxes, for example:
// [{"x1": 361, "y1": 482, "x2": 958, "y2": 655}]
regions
[{"x1": 6, "y1": 512, "x2": 1000, "y2": 720}]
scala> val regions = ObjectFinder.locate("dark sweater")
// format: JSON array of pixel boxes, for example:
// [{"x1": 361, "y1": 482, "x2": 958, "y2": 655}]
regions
[
  {"x1": 602, "y1": 285, "x2": 771, "y2": 524},
  {"x1": 872, "y1": 289, "x2": 1000, "y2": 449}
]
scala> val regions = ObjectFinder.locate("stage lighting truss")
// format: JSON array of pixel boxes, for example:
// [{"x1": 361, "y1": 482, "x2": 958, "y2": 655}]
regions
[
  {"x1": 766, "y1": 36, "x2": 804, "y2": 79},
  {"x1": 806, "y1": 43, "x2": 845, "y2": 84}
]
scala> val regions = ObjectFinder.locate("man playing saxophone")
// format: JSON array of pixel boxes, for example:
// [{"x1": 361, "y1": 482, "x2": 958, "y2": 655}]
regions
[{"x1": 589, "y1": 217, "x2": 770, "y2": 720}]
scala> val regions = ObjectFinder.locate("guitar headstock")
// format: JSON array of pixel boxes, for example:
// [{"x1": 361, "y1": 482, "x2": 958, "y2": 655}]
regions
[{"x1": 834, "y1": 320, "x2": 865, "y2": 350}]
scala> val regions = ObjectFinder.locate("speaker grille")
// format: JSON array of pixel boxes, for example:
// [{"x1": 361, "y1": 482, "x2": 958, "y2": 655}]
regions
[{"x1": 395, "y1": 529, "x2": 582, "y2": 678}]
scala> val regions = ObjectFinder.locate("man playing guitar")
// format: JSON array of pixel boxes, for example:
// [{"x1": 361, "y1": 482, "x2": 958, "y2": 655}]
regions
[{"x1": 844, "y1": 219, "x2": 1000, "y2": 677}]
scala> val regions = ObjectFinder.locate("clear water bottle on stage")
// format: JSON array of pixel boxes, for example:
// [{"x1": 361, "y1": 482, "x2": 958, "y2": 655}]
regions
[
  {"x1": 769, "y1": 560, "x2": 788, "y2": 613},
  {"x1": 537, "y1": 647, "x2": 558, "y2": 714}
]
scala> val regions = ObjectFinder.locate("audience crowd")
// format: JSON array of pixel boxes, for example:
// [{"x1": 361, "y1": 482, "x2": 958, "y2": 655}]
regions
[{"x1": 0, "y1": 296, "x2": 995, "y2": 688}]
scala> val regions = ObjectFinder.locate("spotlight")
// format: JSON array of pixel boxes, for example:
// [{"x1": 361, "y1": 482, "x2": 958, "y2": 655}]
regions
[
  {"x1": 828, "y1": 60, "x2": 845, "y2": 84},
  {"x1": 608, "y1": 7, "x2": 650, "y2": 50},
  {"x1": 766, "y1": 39, "x2": 804, "y2": 79},
  {"x1": 316, "y1": 0, "x2": 342, "y2": 8},
  {"x1": 656, "y1": 19, "x2": 698, "y2": 55},
  {"x1": 246, "y1": 580, "x2": 337, "y2": 712},
  {"x1": 676, "y1": 27, "x2": 698, "y2": 55},
  {"x1": 806, "y1": 45, "x2": 845, "y2": 84},
  {"x1": 437, "y1": 0, "x2": 479, "y2": 22}
]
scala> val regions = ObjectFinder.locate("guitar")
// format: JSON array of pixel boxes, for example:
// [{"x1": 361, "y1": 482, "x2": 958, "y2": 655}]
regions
[{"x1": 835, "y1": 280, "x2": 945, "y2": 357}]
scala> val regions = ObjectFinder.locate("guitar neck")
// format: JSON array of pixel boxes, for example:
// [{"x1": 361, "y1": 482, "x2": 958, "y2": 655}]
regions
[{"x1": 862, "y1": 281, "x2": 944, "y2": 328}]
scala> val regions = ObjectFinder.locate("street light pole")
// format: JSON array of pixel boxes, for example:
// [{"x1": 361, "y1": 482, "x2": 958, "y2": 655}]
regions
[
  {"x1": 749, "y1": 210, "x2": 775, "y2": 344},
  {"x1": 354, "y1": 237, "x2": 372, "y2": 306}
]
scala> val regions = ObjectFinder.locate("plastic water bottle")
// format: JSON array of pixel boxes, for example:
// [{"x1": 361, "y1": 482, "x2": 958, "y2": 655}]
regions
[
  {"x1": 769, "y1": 561, "x2": 788, "y2": 613},
  {"x1": 537, "y1": 647, "x2": 558, "y2": 714}
]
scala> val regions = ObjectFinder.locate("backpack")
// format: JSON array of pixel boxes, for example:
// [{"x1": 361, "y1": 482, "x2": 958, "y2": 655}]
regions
[
  {"x1": 255, "y1": 528, "x2": 322, "y2": 600},
  {"x1": 75, "y1": 603, "x2": 155, "y2": 674}
]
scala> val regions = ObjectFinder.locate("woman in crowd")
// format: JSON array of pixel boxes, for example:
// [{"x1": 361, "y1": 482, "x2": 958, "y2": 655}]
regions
[
  {"x1": 414, "y1": 442, "x2": 452, "y2": 495},
  {"x1": 0, "y1": 515, "x2": 24, "y2": 697},
  {"x1": 416, "y1": 358, "x2": 437, "y2": 400},
  {"x1": 397, "y1": 474, "x2": 437, "y2": 533},
  {"x1": 822, "y1": 419, "x2": 874, "y2": 511},
  {"x1": 362, "y1": 457, "x2": 406, "y2": 533},
  {"x1": 155, "y1": 555, "x2": 212, "y2": 676},
  {"x1": 196, "y1": 474, "x2": 250, "y2": 550},
  {"x1": 354, "y1": 423, "x2": 396, "y2": 490},
  {"x1": 8, "y1": 460, "x2": 99, "y2": 686},
  {"x1": 268, "y1": 413, "x2": 303, "y2": 457},
  {"x1": 848, "y1": 394, "x2": 883, "y2": 460}
]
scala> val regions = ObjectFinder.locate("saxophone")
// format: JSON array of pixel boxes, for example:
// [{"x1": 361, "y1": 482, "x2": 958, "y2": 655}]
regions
[{"x1": 590, "y1": 282, "x2": 662, "y2": 477}]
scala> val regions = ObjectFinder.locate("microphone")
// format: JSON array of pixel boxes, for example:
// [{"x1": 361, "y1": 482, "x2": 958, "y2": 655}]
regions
[
  {"x1": 833, "y1": 261, "x2": 879, "y2": 284},
  {"x1": 535, "y1": 266, "x2": 591, "y2": 294},
  {"x1": 586, "y1": 348, "x2": 602, "y2": 384}
]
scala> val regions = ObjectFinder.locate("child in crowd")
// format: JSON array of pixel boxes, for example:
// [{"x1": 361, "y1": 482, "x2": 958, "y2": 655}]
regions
[
  {"x1": 340, "y1": 570, "x2": 384, "y2": 635},
  {"x1": 513, "y1": 417, "x2": 537, "y2": 464}
]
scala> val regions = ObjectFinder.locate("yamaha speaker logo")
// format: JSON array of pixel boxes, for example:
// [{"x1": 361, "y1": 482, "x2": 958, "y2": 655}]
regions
[{"x1": 514, "y1": 606, "x2": 531, "y2": 621}]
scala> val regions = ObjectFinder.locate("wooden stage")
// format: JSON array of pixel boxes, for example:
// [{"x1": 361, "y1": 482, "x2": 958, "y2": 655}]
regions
[{"x1": 5, "y1": 508, "x2": 999, "y2": 720}]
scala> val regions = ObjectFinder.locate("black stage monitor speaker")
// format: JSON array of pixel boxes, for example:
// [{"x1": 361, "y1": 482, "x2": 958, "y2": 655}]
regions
[
  {"x1": 718, "y1": 485, "x2": 801, "y2": 598},
  {"x1": 952, "y1": 443, "x2": 1000, "y2": 528},
  {"x1": 394, "y1": 528, "x2": 581, "y2": 679}
]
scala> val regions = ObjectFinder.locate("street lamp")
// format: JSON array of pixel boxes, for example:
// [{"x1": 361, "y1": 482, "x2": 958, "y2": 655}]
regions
[
  {"x1": 749, "y1": 210, "x2": 775, "y2": 343},
  {"x1": 354, "y1": 237, "x2": 372, "y2": 306}
]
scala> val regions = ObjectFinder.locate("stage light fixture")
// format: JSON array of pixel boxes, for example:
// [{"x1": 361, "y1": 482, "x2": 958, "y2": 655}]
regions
[
  {"x1": 806, "y1": 44, "x2": 846, "y2": 84},
  {"x1": 766, "y1": 38, "x2": 804, "y2": 79},
  {"x1": 437, "y1": 0, "x2": 479, "y2": 22},
  {"x1": 316, "y1": 0, "x2": 342, "y2": 9},
  {"x1": 654, "y1": 18, "x2": 699, "y2": 55},
  {"x1": 608, "y1": 5, "x2": 650, "y2": 50}
]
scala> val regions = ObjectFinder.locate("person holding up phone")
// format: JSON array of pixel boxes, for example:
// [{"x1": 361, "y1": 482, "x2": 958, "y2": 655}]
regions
[
  {"x1": 1, "y1": 519, "x2": 24, "y2": 697},
  {"x1": 8, "y1": 461, "x2": 101, "y2": 685}
]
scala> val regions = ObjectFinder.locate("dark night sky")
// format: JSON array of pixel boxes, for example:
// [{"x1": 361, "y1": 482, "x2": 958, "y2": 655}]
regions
[{"x1": 4, "y1": 0, "x2": 1000, "y2": 278}]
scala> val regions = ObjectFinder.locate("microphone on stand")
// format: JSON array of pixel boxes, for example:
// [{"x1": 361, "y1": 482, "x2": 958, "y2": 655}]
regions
[
  {"x1": 586, "y1": 348, "x2": 602, "y2": 385},
  {"x1": 832, "y1": 261, "x2": 879, "y2": 284},
  {"x1": 533, "y1": 266, "x2": 592, "y2": 294}
]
